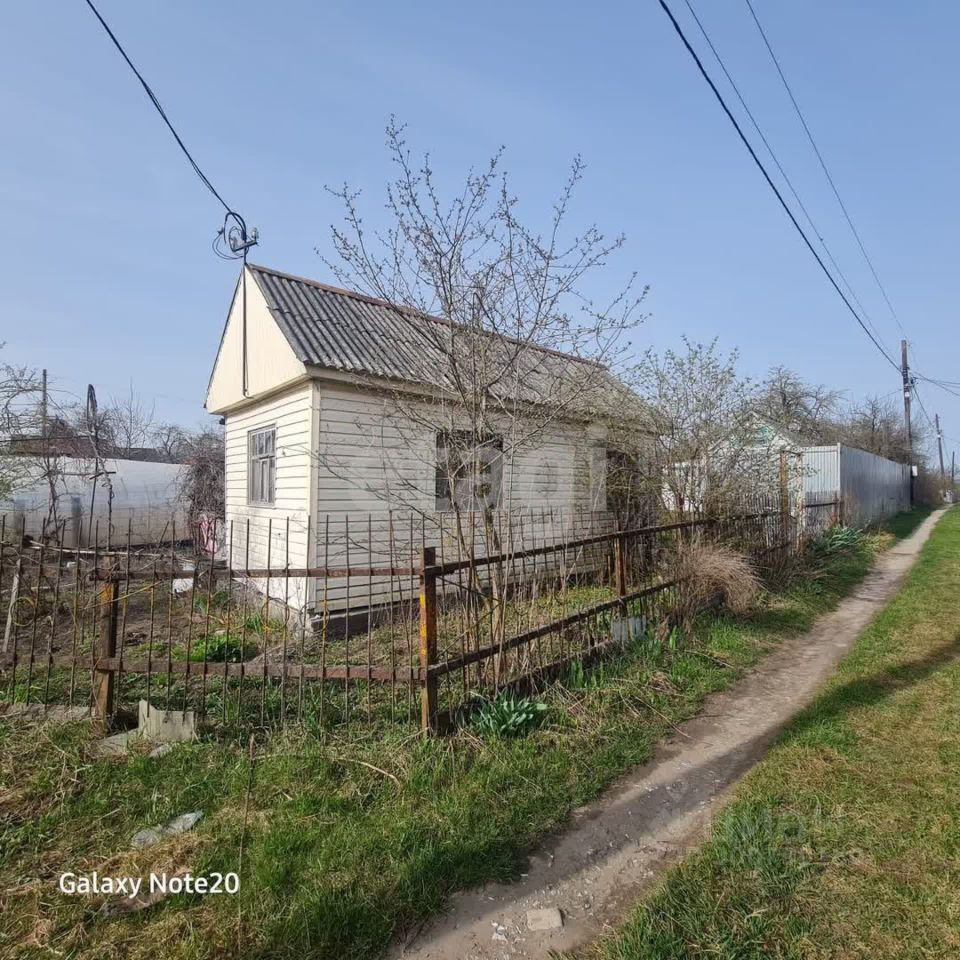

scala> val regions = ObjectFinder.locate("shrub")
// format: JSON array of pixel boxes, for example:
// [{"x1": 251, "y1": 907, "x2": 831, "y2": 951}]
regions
[
  {"x1": 816, "y1": 525, "x2": 862, "y2": 553},
  {"x1": 673, "y1": 543, "x2": 760, "y2": 622},
  {"x1": 473, "y1": 695, "x2": 549, "y2": 738}
]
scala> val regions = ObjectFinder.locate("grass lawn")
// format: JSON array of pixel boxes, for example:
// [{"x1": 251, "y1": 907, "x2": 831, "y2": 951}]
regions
[
  {"x1": 589, "y1": 504, "x2": 958, "y2": 960},
  {"x1": 0, "y1": 509, "x2": 931, "y2": 959}
]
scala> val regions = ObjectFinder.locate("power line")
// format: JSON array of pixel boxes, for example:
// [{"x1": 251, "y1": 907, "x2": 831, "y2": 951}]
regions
[
  {"x1": 910, "y1": 341, "x2": 960, "y2": 398},
  {"x1": 81, "y1": 0, "x2": 231, "y2": 213},
  {"x1": 657, "y1": 0, "x2": 901, "y2": 375},
  {"x1": 681, "y1": 0, "x2": 890, "y2": 354},
  {"x1": 912, "y1": 384, "x2": 936, "y2": 432},
  {"x1": 915, "y1": 375, "x2": 960, "y2": 401},
  {"x1": 743, "y1": 0, "x2": 903, "y2": 335}
]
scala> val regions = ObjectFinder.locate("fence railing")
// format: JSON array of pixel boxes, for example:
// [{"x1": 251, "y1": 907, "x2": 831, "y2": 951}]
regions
[{"x1": 0, "y1": 500, "x2": 838, "y2": 734}]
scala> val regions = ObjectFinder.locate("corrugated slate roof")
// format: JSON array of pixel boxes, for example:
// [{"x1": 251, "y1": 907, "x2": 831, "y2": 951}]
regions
[
  {"x1": 246, "y1": 264, "x2": 624, "y2": 411},
  {"x1": 249, "y1": 264, "x2": 447, "y2": 383}
]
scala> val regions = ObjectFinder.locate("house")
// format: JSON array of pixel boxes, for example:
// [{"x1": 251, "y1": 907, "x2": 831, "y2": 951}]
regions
[
  {"x1": 205, "y1": 264, "x2": 641, "y2": 614},
  {"x1": 658, "y1": 418, "x2": 910, "y2": 530}
]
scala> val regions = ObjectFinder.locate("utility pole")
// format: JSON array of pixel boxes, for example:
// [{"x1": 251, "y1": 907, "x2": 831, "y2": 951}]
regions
[
  {"x1": 935, "y1": 414, "x2": 945, "y2": 481},
  {"x1": 901, "y1": 340, "x2": 914, "y2": 505}
]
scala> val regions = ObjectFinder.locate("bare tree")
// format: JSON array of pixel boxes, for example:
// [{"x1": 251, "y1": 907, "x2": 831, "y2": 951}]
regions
[
  {"x1": 838, "y1": 393, "x2": 913, "y2": 464},
  {"x1": 177, "y1": 427, "x2": 225, "y2": 521},
  {"x1": 152, "y1": 422, "x2": 187, "y2": 462},
  {"x1": 757, "y1": 365, "x2": 843, "y2": 443},
  {"x1": 321, "y1": 121, "x2": 645, "y2": 674},
  {"x1": 627, "y1": 338, "x2": 778, "y2": 515},
  {"x1": 0, "y1": 356, "x2": 44, "y2": 501},
  {"x1": 104, "y1": 384, "x2": 155, "y2": 454}
]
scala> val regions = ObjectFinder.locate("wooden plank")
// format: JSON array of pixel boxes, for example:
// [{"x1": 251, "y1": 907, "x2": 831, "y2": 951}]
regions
[
  {"x1": 92, "y1": 579, "x2": 118, "y2": 724},
  {"x1": 2, "y1": 558, "x2": 21, "y2": 654}
]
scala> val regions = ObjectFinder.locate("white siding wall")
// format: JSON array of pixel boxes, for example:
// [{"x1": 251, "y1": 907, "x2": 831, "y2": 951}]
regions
[
  {"x1": 311, "y1": 381, "x2": 610, "y2": 612},
  {"x1": 224, "y1": 382, "x2": 315, "y2": 607}
]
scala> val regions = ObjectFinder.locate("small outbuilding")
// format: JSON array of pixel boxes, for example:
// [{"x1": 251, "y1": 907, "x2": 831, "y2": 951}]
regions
[{"x1": 205, "y1": 264, "x2": 640, "y2": 613}]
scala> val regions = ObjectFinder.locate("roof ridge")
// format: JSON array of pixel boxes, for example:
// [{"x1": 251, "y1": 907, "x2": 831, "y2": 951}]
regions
[
  {"x1": 245, "y1": 263, "x2": 423, "y2": 316},
  {"x1": 245, "y1": 262, "x2": 607, "y2": 369}
]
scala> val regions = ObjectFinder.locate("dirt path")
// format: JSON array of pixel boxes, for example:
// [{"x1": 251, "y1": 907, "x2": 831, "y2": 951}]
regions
[{"x1": 391, "y1": 509, "x2": 946, "y2": 960}]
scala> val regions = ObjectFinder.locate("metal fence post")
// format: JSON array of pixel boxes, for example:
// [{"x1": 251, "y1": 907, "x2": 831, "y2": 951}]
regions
[
  {"x1": 778, "y1": 452, "x2": 790, "y2": 521},
  {"x1": 93, "y1": 576, "x2": 119, "y2": 727},
  {"x1": 614, "y1": 530, "x2": 627, "y2": 618},
  {"x1": 418, "y1": 546, "x2": 438, "y2": 735}
]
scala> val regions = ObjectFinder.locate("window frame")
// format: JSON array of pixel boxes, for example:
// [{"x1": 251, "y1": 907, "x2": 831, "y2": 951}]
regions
[
  {"x1": 247, "y1": 424, "x2": 277, "y2": 506},
  {"x1": 435, "y1": 431, "x2": 503, "y2": 512}
]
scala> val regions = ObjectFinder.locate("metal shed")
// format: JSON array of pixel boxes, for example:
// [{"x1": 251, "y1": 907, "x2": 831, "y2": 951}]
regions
[{"x1": 802, "y1": 443, "x2": 910, "y2": 527}]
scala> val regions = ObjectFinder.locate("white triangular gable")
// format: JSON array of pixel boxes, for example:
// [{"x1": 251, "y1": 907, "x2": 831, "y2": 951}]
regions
[{"x1": 206, "y1": 267, "x2": 308, "y2": 413}]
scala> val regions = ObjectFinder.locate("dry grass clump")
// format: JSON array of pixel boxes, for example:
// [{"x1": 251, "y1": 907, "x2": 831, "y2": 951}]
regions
[{"x1": 673, "y1": 543, "x2": 760, "y2": 621}]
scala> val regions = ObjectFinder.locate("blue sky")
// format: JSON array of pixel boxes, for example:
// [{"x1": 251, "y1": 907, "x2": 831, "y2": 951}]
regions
[{"x1": 1, "y1": 1, "x2": 957, "y2": 466}]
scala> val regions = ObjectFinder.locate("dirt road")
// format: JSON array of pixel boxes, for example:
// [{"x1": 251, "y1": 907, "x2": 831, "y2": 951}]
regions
[{"x1": 391, "y1": 509, "x2": 946, "y2": 960}]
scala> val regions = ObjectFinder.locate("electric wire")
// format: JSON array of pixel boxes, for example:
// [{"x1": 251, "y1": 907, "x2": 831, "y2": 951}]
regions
[
  {"x1": 682, "y1": 0, "x2": 890, "y2": 353},
  {"x1": 915, "y1": 370, "x2": 960, "y2": 394},
  {"x1": 82, "y1": 0, "x2": 232, "y2": 213},
  {"x1": 743, "y1": 0, "x2": 903, "y2": 335},
  {"x1": 657, "y1": 0, "x2": 901, "y2": 375},
  {"x1": 912, "y1": 384, "x2": 936, "y2": 432}
]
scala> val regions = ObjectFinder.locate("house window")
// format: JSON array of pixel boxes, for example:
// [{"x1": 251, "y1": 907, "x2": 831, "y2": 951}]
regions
[
  {"x1": 435, "y1": 431, "x2": 503, "y2": 511},
  {"x1": 248, "y1": 426, "x2": 276, "y2": 505}
]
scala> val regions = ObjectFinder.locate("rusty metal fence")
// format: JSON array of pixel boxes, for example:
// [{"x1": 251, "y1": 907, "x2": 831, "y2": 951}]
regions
[{"x1": 0, "y1": 500, "x2": 837, "y2": 734}]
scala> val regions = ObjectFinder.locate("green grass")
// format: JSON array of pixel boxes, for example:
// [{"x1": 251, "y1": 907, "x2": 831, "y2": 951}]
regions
[
  {"x1": 0, "y1": 519, "x2": 919, "y2": 960},
  {"x1": 876, "y1": 503, "x2": 933, "y2": 540},
  {"x1": 590, "y1": 505, "x2": 958, "y2": 960}
]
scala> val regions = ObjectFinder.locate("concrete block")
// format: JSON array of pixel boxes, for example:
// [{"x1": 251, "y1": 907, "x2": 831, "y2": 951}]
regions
[
  {"x1": 92, "y1": 731, "x2": 135, "y2": 758},
  {"x1": 138, "y1": 700, "x2": 196, "y2": 743},
  {"x1": 131, "y1": 811, "x2": 203, "y2": 849},
  {"x1": 526, "y1": 907, "x2": 563, "y2": 931},
  {"x1": 611, "y1": 615, "x2": 647, "y2": 644}
]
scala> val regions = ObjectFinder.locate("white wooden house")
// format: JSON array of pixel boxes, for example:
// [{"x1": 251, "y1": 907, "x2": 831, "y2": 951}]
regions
[{"x1": 205, "y1": 264, "x2": 636, "y2": 615}]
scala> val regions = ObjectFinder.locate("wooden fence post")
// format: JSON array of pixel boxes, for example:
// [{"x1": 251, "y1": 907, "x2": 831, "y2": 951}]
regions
[
  {"x1": 418, "y1": 546, "x2": 438, "y2": 735},
  {"x1": 93, "y1": 577, "x2": 119, "y2": 727}
]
